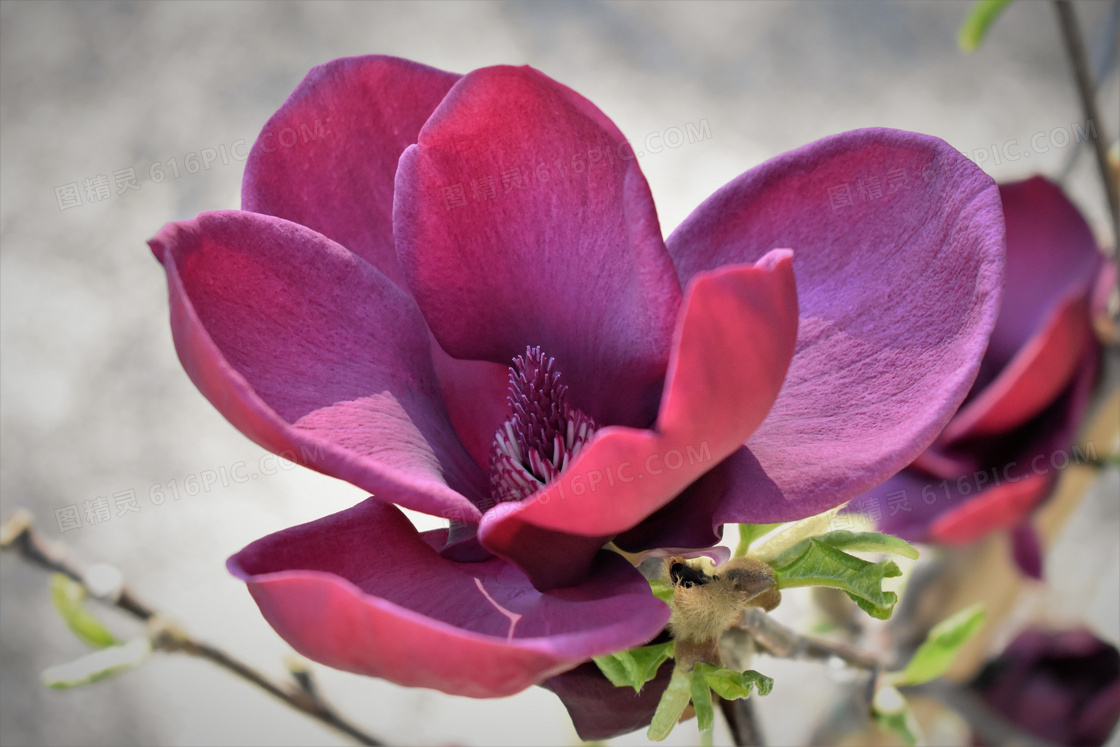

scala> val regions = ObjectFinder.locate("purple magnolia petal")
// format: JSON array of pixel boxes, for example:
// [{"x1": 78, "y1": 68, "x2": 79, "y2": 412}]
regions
[
  {"x1": 543, "y1": 659, "x2": 673, "y2": 741},
  {"x1": 242, "y1": 55, "x2": 459, "y2": 287},
  {"x1": 976, "y1": 628, "x2": 1120, "y2": 745},
  {"x1": 941, "y1": 295, "x2": 1091, "y2": 442},
  {"x1": 1010, "y1": 522, "x2": 1043, "y2": 579},
  {"x1": 394, "y1": 64, "x2": 683, "y2": 429},
  {"x1": 428, "y1": 337, "x2": 510, "y2": 471},
  {"x1": 149, "y1": 211, "x2": 486, "y2": 520},
  {"x1": 615, "y1": 446, "x2": 766, "y2": 553},
  {"x1": 881, "y1": 337, "x2": 1099, "y2": 544},
  {"x1": 479, "y1": 253, "x2": 798, "y2": 589},
  {"x1": 228, "y1": 499, "x2": 670, "y2": 698},
  {"x1": 939, "y1": 177, "x2": 1104, "y2": 444},
  {"x1": 667, "y1": 128, "x2": 1004, "y2": 523},
  {"x1": 976, "y1": 177, "x2": 1102, "y2": 387}
]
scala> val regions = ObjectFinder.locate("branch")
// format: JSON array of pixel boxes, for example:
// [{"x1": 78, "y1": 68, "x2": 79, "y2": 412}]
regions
[
  {"x1": 719, "y1": 694, "x2": 766, "y2": 747},
  {"x1": 736, "y1": 608, "x2": 883, "y2": 671},
  {"x1": 0, "y1": 509, "x2": 383, "y2": 746},
  {"x1": 1054, "y1": 0, "x2": 1120, "y2": 243}
]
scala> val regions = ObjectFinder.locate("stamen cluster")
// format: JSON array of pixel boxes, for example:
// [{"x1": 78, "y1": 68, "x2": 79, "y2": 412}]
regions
[{"x1": 487, "y1": 347, "x2": 597, "y2": 507}]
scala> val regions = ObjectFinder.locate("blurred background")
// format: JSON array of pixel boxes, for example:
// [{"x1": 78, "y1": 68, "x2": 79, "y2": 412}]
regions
[{"x1": 1, "y1": 1, "x2": 1117, "y2": 745}]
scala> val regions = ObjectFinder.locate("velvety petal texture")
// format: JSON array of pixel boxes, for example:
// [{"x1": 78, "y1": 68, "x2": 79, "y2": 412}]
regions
[
  {"x1": 228, "y1": 499, "x2": 670, "y2": 698},
  {"x1": 149, "y1": 211, "x2": 486, "y2": 521},
  {"x1": 665, "y1": 129, "x2": 1005, "y2": 524},
  {"x1": 871, "y1": 177, "x2": 1105, "y2": 549},
  {"x1": 544, "y1": 659, "x2": 673, "y2": 741},
  {"x1": 479, "y1": 251, "x2": 798, "y2": 588},
  {"x1": 395, "y1": 65, "x2": 682, "y2": 429},
  {"x1": 150, "y1": 54, "x2": 1016, "y2": 705},
  {"x1": 975, "y1": 177, "x2": 1102, "y2": 386},
  {"x1": 242, "y1": 55, "x2": 460, "y2": 287}
]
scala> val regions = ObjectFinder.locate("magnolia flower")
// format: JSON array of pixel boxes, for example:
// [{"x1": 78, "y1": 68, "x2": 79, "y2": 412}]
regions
[
  {"x1": 866, "y1": 177, "x2": 1107, "y2": 577},
  {"x1": 974, "y1": 627, "x2": 1120, "y2": 745},
  {"x1": 150, "y1": 56, "x2": 1003, "y2": 699}
]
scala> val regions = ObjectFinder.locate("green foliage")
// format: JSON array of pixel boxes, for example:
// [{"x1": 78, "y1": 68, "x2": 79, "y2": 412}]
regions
[
  {"x1": 959, "y1": 0, "x2": 1014, "y2": 52},
  {"x1": 647, "y1": 662, "x2": 774, "y2": 741},
  {"x1": 41, "y1": 638, "x2": 151, "y2": 689},
  {"x1": 747, "y1": 509, "x2": 841, "y2": 562},
  {"x1": 648, "y1": 578, "x2": 675, "y2": 604},
  {"x1": 647, "y1": 666, "x2": 693, "y2": 741},
  {"x1": 593, "y1": 640, "x2": 674, "y2": 693},
  {"x1": 689, "y1": 666, "x2": 715, "y2": 732},
  {"x1": 693, "y1": 663, "x2": 774, "y2": 700},
  {"x1": 891, "y1": 604, "x2": 986, "y2": 686},
  {"x1": 734, "y1": 523, "x2": 784, "y2": 557},
  {"x1": 771, "y1": 539, "x2": 902, "y2": 619},
  {"x1": 49, "y1": 573, "x2": 118, "y2": 649},
  {"x1": 771, "y1": 530, "x2": 919, "y2": 567},
  {"x1": 873, "y1": 685, "x2": 921, "y2": 746}
]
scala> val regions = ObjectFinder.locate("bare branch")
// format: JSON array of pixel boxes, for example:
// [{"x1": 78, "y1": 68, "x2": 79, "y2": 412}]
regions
[
  {"x1": 1, "y1": 509, "x2": 383, "y2": 746},
  {"x1": 736, "y1": 608, "x2": 883, "y2": 671},
  {"x1": 1054, "y1": 0, "x2": 1119, "y2": 243}
]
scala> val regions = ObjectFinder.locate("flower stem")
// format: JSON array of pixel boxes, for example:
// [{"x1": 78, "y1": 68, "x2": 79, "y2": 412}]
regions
[
  {"x1": 1054, "y1": 0, "x2": 1120, "y2": 244},
  {"x1": 718, "y1": 694, "x2": 766, "y2": 747},
  {"x1": 0, "y1": 509, "x2": 383, "y2": 746}
]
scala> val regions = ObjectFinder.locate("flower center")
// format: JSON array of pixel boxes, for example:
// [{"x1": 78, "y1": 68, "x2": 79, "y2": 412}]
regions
[{"x1": 486, "y1": 347, "x2": 597, "y2": 508}]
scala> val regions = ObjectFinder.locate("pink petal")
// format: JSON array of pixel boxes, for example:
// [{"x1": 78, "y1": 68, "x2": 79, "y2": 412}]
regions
[
  {"x1": 876, "y1": 332, "x2": 1099, "y2": 543},
  {"x1": 394, "y1": 65, "x2": 683, "y2": 428},
  {"x1": 149, "y1": 211, "x2": 485, "y2": 521},
  {"x1": 940, "y1": 294, "x2": 1092, "y2": 442},
  {"x1": 428, "y1": 337, "x2": 510, "y2": 471},
  {"x1": 227, "y1": 499, "x2": 670, "y2": 698},
  {"x1": 614, "y1": 446, "x2": 766, "y2": 553},
  {"x1": 242, "y1": 55, "x2": 459, "y2": 287},
  {"x1": 928, "y1": 473, "x2": 1050, "y2": 544},
  {"x1": 979, "y1": 177, "x2": 1102, "y2": 380},
  {"x1": 479, "y1": 252, "x2": 798, "y2": 589},
  {"x1": 667, "y1": 128, "x2": 1005, "y2": 522}
]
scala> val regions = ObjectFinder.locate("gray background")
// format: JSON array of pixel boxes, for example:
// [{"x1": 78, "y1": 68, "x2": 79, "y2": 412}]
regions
[{"x1": 2, "y1": 1, "x2": 1118, "y2": 745}]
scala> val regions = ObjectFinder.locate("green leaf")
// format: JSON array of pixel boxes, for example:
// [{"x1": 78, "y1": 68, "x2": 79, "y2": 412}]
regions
[
  {"x1": 771, "y1": 539, "x2": 902, "y2": 620},
  {"x1": 648, "y1": 579, "x2": 675, "y2": 604},
  {"x1": 694, "y1": 663, "x2": 774, "y2": 700},
  {"x1": 593, "y1": 641, "x2": 674, "y2": 693},
  {"x1": 873, "y1": 685, "x2": 921, "y2": 746},
  {"x1": 848, "y1": 592, "x2": 897, "y2": 621},
  {"x1": 772, "y1": 530, "x2": 918, "y2": 567},
  {"x1": 891, "y1": 604, "x2": 986, "y2": 686},
  {"x1": 689, "y1": 666, "x2": 715, "y2": 732},
  {"x1": 647, "y1": 666, "x2": 693, "y2": 741},
  {"x1": 41, "y1": 638, "x2": 151, "y2": 689},
  {"x1": 958, "y1": 0, "x2": 1014, "y2": 52},
  {"x1": 748, "y1": 507, "x2": 843, "y2": 562},
  {"x1": 49, "y1": 573, "x2": 118, "y2": 649},
  {"x1": 734, "y1": 523, "x2": 784, "y2": 557}
]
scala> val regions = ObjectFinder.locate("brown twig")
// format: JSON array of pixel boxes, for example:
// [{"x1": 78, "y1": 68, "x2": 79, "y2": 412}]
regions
[
  {"x1": 737, "y1": 608, "x2": 883, "y2": 671},
  {"x1": 0, "y1": 509, "x2": 383, "y2": 746},
  {"x1": 1054, "y1": 0, "x2": 1120, "y2": 244},
  {"x1": 719, "y1": 695, "x2": 766, "y2": 747}
]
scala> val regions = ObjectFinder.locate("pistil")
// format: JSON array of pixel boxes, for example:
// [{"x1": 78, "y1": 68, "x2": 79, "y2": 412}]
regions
[{"x1": 486, "y1": 347, "x2": 597, "y2": 508}]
